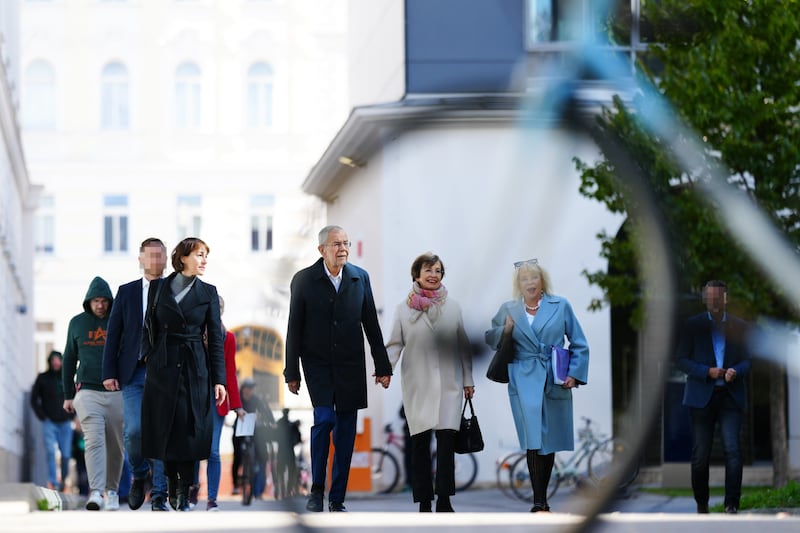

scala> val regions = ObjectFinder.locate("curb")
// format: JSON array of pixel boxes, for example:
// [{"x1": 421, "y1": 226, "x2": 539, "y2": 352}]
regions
[{"x1": 0, "y1": 483, "x2": 85, "y2": 512}]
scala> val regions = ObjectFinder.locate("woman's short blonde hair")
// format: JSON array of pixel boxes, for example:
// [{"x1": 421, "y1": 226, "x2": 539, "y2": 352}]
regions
[{"x1": 512, "y1": 262, "x2": 552, "y2": 299}]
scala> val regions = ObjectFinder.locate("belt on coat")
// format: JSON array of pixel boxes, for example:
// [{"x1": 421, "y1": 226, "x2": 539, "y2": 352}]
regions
[
  {"x1": 159, "y1": 333, "x2": 203, "y2": 367},
  {"x1": 513, "y1": 350, "x2": 550, "y2": 376}
]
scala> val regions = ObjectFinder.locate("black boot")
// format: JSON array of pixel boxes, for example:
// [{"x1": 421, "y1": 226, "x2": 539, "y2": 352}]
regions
[
  {"x1": 176, "y1": 481, "x2": 191, "y2": 512},
  {"x1": 167, "y1": 475, "x2": 178, "y2": 511},
  {"x1": 526, "y1": 450, "x2": 552, "y2": 512}
]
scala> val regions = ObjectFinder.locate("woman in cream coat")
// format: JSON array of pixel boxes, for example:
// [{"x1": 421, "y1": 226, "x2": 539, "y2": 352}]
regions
[{"x1": 386, "y1": 252, "x2": 474, "y2": 513}]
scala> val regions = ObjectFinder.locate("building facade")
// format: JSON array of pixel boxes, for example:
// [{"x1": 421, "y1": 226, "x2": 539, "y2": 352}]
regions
[
  {"x1": 0, "y1": 0, "x2": 40, "y2": 483},
  {"x1": 20, "y1": 0, "x2": 350, "y2": 484}
]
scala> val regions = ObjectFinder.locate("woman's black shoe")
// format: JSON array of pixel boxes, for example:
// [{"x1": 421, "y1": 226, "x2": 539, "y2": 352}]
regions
[
  {"x1": 435, "y1": 498, "x2": 454, "y2": 512},
  {"x1": 530, "y1": 503, "x2": 551, "y2": 513}
]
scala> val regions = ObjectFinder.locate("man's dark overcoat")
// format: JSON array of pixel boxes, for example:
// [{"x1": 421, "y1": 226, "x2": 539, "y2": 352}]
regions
[{"x1": 284, "y1": 259, "x2": 391, "y2": 411}]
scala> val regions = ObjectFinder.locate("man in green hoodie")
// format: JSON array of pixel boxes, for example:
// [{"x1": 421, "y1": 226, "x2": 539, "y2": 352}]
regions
[{"x1": 62, "y1": 276, "x2": 124, "y2": 511}]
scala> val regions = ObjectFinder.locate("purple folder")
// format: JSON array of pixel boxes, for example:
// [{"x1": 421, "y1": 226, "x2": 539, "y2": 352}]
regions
[{"x1": 551, "y1": 345, "x2": 570, "y2": 385}]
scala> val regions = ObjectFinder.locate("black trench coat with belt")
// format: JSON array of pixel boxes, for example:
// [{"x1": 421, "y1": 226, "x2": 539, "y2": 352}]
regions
[
  {"x1": 141, "y1": 273, "x2": 226, "y2": 462},
  {"x1": 284, "y1": 259, "x2": 392, "y2": 412}
]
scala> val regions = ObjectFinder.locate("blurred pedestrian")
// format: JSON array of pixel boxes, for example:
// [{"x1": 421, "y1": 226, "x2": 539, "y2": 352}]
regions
[
  {"x1": 386, "y1": 252, "x2": 474, "y2": 512},
  {"x1": 190, "y1": 294, "x2": 244, "y2": 511},
  {"x1": 675, "y1": 280, "x2": 752, "y2": 514},
  {"x1": 141, "y1": 237, "x2": 226, "y2": 511},
  {"x1": 62, "y1": 276, "x2": 124, "y2": 511},
  {"x1": 274, "y1": 408, "x2": 302, "y2": 499},
  {"x1": 238, "y1": 379, "x2": 275, "y2": 500},
  {"x1": 30, "y1": 350, "x2": 73, "y2": 492}
]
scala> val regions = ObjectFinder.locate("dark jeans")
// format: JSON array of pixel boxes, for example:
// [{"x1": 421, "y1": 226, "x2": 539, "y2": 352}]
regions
[
  {"x1": 690, "y1": 388, "x2": 743, "y2": 508},
  {"x1": 309, "y1": 406, "x2": 357, "y2": 504},
  {"x1": 122, "y1": 366, "x2": 167, "y2": 497},
  {"x1": 411, "y1": 429, "x2": 455, "y2": 503}
]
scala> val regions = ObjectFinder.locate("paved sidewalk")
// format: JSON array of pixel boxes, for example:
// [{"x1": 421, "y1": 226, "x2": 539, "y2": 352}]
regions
[{"x1": 2, "y1": 483, "x2": 798, "y2": 533}]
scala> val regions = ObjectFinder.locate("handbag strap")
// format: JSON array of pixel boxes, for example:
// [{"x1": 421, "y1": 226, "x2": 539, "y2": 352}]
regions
[{"x1": 461, "y1": 397, "x2": 475, "y2": 418}]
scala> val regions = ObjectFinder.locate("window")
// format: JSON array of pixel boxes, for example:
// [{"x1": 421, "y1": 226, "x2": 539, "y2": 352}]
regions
[
  {"x1": 103, "y1": 195, "x2": 128, "y2": 253},
  {"x1": 101, "y1": 62, "x2": 130, "y2": 129},
  {"x1": 22, "y1": 60, "x2": 56, "y2": 129},
  {"x1": 246, "y1": 62, "x2": 273, "y2": 128},
  {"x1": 175, "y1": 62, "x2": 202, "y2": 129},
  {"x1": 250, "y1": 195, "x2": 274, "y2": 252},
  {"x1": 35, "y1": 195, "x2": 55, "y2": 254},
  {"x1": 526, "y1": 0, "x2": 643, "y2": 48},
  {"x1": 176, "y1": 195, "x2": 202, "y2": 238}
]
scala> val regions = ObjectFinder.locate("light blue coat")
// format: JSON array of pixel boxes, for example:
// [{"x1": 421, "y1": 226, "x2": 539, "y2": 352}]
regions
[{"x1": 485, "y1": 294, "x2": 589, "y2": 453}]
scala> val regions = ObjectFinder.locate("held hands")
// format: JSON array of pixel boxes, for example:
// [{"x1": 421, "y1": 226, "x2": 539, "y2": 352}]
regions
[
  {"x1": 214, "y1": 384, "x2": 227, "y2": 407},
  {"x1": 374, "y1": 374, "x2": 391, "y2": 389}
]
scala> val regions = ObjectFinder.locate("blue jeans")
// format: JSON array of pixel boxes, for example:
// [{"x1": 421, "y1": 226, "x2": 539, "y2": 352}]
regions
[
  {"x1": 122, "y1": 366, "x2": 167, "y2": 497},
  {"x1": 310, "y1": 406, "x2": 357, "y2": 504},
  {"x1": 42, "y1": 419, "x2": 73, "y2": 488},
  {"x1": 690, "y1": 388, "x2": 743, "y2": 508},
  {"x1": 194, "y1": 406, "x2": 224, "y2": 500}
]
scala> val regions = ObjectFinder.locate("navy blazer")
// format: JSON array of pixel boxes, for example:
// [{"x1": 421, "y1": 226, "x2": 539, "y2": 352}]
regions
[
  {"x1": 284, "y1": 258, "x2": 392, "y2": 412},
  {"x1": 675, "y1": 312, "x2": 752, "y2": 409},
  {"x1": 102, "y1": 278, "x2": 146, "y2": 387}
]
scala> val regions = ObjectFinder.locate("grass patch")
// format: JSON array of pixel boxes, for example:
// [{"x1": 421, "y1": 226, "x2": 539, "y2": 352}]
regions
[{"x1": 641, "y1": 482, "x2": 800, "y2": 512}]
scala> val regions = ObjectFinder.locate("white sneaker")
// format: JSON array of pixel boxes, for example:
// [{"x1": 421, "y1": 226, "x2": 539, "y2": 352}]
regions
[
  {"x1": 104, "y1": 490, "x2": 119, "y2": 511},
  {"x1": 86, "y1": 490, "x2": 103, "y2": 511}
]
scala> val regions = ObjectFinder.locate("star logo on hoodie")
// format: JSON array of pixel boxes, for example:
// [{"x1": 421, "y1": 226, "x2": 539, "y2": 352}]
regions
[{"x1": 86, "y1": 326, "x2": 107, "y2": 346}]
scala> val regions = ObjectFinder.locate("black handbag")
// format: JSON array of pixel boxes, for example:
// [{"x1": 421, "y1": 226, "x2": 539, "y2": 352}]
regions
[
  {"x1": 486, "y1": 331, "x2": 514, "y2": 383},
  {"x1": 455, "y1": 398, "x2": 484, "y2": 454}
]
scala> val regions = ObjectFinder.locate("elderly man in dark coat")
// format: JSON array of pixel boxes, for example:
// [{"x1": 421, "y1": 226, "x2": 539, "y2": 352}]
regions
[{"x1": 285, "y1": 225, "x2": 392, "y2": 513}]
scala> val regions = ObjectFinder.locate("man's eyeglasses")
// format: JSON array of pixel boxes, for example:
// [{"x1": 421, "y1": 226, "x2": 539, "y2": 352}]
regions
[
  {"x1": 513, "y1": 258, "x2": 538, "y2": 269},
  {"x1": 324, "y1": 241, "x2": 351, "y2": 249}
]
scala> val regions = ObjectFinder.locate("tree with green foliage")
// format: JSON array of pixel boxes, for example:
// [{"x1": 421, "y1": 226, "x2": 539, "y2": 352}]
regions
[{"x1": 576, "y1": 0, "x2": 800, "y2": 486}]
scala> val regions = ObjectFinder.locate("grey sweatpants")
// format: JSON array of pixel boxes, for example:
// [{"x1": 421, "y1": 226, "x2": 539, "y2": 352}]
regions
[{"x1": 73, "y1": 389, "x2": 124, "y2": 493}]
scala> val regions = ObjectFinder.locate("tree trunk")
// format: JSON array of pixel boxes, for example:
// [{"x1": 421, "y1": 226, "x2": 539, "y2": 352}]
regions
[{"x1": 769, "y1": 362, "x2": 789, "y2": 488}]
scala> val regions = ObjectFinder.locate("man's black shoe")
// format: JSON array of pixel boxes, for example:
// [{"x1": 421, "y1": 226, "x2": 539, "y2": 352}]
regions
[
  {"x1": 697, "y1": 503, "x2": 709, "y2": 514},
  {"x1": 306, "y1": 491, "x2": 324, "y2": 512},
  {"x1": 151, "y1": 495, "x2": 169, "y2": 511},
  {"x1": 725, "y1": 505, "x2": 738, "y2": 514},
  {"x1": 129, "y1": 473, "x2": 151, "y2": 510},
  {"x1": 328, "y1": 501, "x2": 347, "y2": 512}
]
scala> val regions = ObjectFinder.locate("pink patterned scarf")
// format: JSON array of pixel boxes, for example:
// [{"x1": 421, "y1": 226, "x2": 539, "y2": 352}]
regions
[{"x1": 407, "y1": 282, "x2": 447, "y2": 324}]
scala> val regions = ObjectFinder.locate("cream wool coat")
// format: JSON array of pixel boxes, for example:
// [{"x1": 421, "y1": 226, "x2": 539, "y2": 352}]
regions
[{"x1": 386, "y1": 298, "x2": 474, "y2": 436}]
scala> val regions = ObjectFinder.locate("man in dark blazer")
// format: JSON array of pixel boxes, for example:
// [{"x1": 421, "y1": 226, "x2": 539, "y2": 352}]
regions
[
  {"x1": 102, "y1": 237, "x2": 170, "y2": 511},
  {"x1": 285, "y1": 225, "x2": 392, "y2": 513},
  {"x1": 675, "y1": 280, "x2": 752, "y2": 515}
]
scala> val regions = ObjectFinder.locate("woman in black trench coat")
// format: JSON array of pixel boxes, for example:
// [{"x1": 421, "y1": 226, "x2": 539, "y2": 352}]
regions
[{"x1": 141, "y1": 237, "x2": 227, "y2": 511}]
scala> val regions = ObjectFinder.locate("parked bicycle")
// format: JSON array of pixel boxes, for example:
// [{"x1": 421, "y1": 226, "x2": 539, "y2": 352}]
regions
[
  {"x1": 371, "y1": 422, "x2": 478, "y2": 494},
  {"x1": 498, "y1": 417, "x2": 638, "y2": 502}
]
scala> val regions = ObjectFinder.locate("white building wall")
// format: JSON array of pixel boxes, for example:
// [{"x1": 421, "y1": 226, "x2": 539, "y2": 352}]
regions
[
  {"x1": 347, "y1": 0, "x2": 405, "y2": 107},
  {"x1": 19, "y1": 0, "x2": 348, "y2": 479},
  {"x1": 326, "y1": 123, "x2": 622, "y2": 484},
  {"x1": 0, "y1": 0, "x2": 38, "y2": 483}
]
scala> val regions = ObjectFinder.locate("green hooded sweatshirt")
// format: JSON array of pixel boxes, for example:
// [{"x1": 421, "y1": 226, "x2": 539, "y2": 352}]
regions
[{"x1": 62, "y1": 276, "x2": 114, "y2": 399}]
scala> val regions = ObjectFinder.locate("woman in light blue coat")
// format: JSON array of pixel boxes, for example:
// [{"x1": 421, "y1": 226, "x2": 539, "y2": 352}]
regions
[{"x1": 485, "y1": 259, "x2": 589, "y2": 512}]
